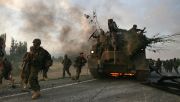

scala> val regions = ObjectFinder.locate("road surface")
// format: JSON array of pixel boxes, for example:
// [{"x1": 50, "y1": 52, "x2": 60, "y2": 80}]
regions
[{"x1": 0, "y1": 75, "x2": 180, "y2": 102}]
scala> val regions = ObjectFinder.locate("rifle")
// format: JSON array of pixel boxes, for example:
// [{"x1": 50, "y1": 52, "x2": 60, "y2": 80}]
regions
[{"x1": 88, "y1": 29, "x2": 98, "y2": 40}]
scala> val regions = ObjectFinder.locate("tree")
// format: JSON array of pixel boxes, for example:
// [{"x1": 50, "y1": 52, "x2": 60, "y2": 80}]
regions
[{"x1": 9, "y1": 37, "x2": 27, "y2": 62}]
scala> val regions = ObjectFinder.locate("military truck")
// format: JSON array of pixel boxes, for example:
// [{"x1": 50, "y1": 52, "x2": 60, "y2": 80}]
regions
[{"x1": 88, "y1": 19, "x2": 150, "y2": 81}]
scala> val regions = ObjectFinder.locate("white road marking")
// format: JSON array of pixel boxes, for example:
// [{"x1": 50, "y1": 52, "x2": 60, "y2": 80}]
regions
[
  {"x1": 0, "y1": 92, "x2": 29, "y2": 99},
  {"x1": 0, "y1": 79, "x2": 96, "y2": 99},
  {"x1": 41, "y1": 79, "x2": 96, "y2": 91}
]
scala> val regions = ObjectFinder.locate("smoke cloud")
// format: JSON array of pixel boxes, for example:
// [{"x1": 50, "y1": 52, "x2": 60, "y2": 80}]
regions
[
  {"x1": 0, "y1": 0, "x2": 94, "y2": 56},
  {"x1": 20, "y1": 1, "x2": 55, "y2": 35}
]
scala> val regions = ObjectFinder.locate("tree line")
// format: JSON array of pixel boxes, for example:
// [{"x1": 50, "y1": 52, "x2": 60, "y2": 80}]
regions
[{"x1": 7, "y1": 38, "x2": 27, "y2": 61}]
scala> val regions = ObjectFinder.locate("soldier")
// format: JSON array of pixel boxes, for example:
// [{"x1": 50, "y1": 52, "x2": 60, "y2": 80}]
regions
[
  {"x1": 148, "y1": 59, "x2": 161, "y2": 75},
  {"x1": 108, "y1": 19, "x2": 118, "y2": 33},
  {"x1": 73, "y1": 52, "x2": 87, "y2": 81},
  {"x1": 28, "y1": 38, "x2": 51, "y2": 99},
  {"x1": 95, "y1": 37, "x2": 102, "y2": 58},
  {"x1": 41, "y1": 50, "x2": 53, "y2": 81},
  {"x1": 20, "y1": 46, "x2": 34, "y2": 90},
  {"x1": 0, "y1": 40, "x2": 5, "y2": 84},
  {"x1": 155, "y1": 58, "x2": 162, "y2": 73},
  {"x1": 61, "y1": 54, "x2": 72, "y2": 78},
  {"x1": 163, "y1": 60, "x2": 168, "y2": 73},
  {"x1": 148, "y1": 59, "x2": 155, "y2": 73},
  {"x1": 166, "y1": 60, "x2": 171, "y2": 73},
  {"x1": 0, "y1": 59, "x2": 15, "y2": 87},
  {"x1": 99, "y1": 29, "x2": 106, "y2": 43},
  {"x1": 0, "y1": 37, "x2": 15, "y2": 87},
  {"x1": 91, "y1": 29, "x2": 106, "y2": 58},
  {"x1": 173, "y1": 58, "x2": 179, "y2": 74},
  {"x1": 169, "y1": 59, "x2": 173, "y2": 73},
  {"x1": 129, "y1": 24, "x2": 145, "y2": 33}
]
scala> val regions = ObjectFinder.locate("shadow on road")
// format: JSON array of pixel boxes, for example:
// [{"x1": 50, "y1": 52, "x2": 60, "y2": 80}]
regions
[
  {"x1": 143, "y1": 81, "x2": 180, "y2": 96},
  {"x1": 142, "y1": 77, "x2": 180, "y2": 96},
  {"x1": 96, "y1": 74, "x2": 180, "y2": 96}
]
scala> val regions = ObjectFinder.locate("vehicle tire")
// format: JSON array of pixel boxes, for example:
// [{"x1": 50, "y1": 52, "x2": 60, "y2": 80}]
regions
[
  {"x1": 135, "y1": 69, "x2": 149, "y2": 81},
  {"x1": 89, "y1": 68, "x2": 106, "y2": 79}
]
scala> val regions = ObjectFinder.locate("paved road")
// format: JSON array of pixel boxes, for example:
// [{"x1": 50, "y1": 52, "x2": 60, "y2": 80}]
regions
[{"x1": 0, "y1": 76, "x2": 180, "y2": 102}]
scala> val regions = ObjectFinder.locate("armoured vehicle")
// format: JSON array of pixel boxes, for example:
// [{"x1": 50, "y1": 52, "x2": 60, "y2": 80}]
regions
[{"x1": 88, "y1": 19, "x2": 150, "y2": 80}]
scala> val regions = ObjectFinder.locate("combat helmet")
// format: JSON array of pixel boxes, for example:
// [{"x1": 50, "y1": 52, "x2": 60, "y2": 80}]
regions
[{"x1": 33, "y1": 38, "x2": 41, "y2": 45}]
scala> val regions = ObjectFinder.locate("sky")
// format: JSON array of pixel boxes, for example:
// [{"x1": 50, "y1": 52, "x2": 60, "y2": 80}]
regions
[{"x1": 0, "y1": 0, "x2": 180, "y2": 59}]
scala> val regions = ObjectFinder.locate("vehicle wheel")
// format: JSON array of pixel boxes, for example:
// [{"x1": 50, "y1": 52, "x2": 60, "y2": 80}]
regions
[
  {"x1": 89, "y1": 68, "x2": 106, "y2": 79},
  {"x1": 135, "y1": 69, "x2": 149, "y2": 81}
]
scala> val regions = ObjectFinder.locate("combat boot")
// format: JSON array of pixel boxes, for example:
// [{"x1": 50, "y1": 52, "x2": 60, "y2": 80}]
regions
[
  {"x1": 71, "y1": 76, "x2": 76, "y2": 80},
  {"x1": 31, "y1": 90, "x2": 35, "y2": 94},
  {"x1": 32, "y1": 91, "x2": 41, "y2": 99},
  {"x1": 22, "y1": 84, "x2": 28, "y2": 91},
  {"x1": 23, "y1": 84, "x2": 27, "y2": 89},
  {"x1": 43, "y1": 77, "x2": 48, "y2": 81}
]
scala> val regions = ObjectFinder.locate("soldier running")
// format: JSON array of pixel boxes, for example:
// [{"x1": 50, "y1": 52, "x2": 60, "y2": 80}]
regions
[
  {"x1": 61, "y1": 54, "x2": 72, "y2": 78},
  {"x1": 28, "y1": 38, "x2": 52, "y2": 99},
  {"x1": 73, "y1": 52, "x2": 87, "y2": 81}
]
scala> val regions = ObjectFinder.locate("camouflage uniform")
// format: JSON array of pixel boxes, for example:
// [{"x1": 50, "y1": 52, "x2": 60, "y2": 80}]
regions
[
  {"x1": 0, "y1": 38, "x2": 5, "y2": 84},
  {"x1": 169, "y1": 60, "x2": 173, "y2": 73},
  {"x1": 73, "y1": 53, "x2": 87, "y2": 80},
  {"x1": 173, "y1": 58, "x2": 179, "y2": 74},
  {"x1": 0, "y1": 58, "x2": 13, "y2": 84},
  {"x1": 148, "y1": 59, "x2": 155, "y2": 73},
  {"x1": 20, "y1": 46, "x2": 34, "y2": 88},
  {"x1": 155, "y1": 58, "x2": 162, "y2": 73},
  {"x1": 0, "y1": 37, "x2": 14, "y2": 86},
  {"x1": 62, "y1": 54, "x2": 72, "y2": 78},
  {"x1": 42, "y1": 50, "x2": 53, "y2": 80},
  {"x1": 21, "y1": 52, "x2": 31, "y2": 86},
  {"x1": 28, "y1": 38, "x2": 51, "y2": 99},
  {"x1": 163, "y1": 60, "x2": 168, "y2": 73},
  {"x1": 129, "y1": 24, "x2": 142, "y2": 33},
  {"x1": 29, "y1": 47, "x2": 48, "y2": 91},
  {"x1": 166, "y1": 60, "x2": 171, "y2": 73},
  {"x1": 108, "y1": 19, "x2": 118, "y2": 33},
  {"x1": 96, "y1": 39, "x2": 102, "y2": 58},
  {"x1": 147, "y1": 59, "x2": 160, "y2": 75}
]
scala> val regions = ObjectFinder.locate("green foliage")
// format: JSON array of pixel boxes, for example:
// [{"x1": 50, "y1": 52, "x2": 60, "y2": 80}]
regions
[
  {"x1": 4, "y1": 38, "x2": 27, "y2": 76},
  {"x1": 8, "y1": 38, "x2": 27, "y2": 62}
]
